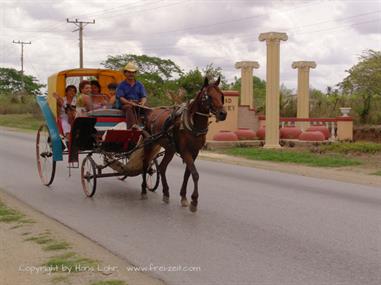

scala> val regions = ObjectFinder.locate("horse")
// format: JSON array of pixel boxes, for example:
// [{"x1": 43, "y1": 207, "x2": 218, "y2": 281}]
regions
[{"x1": 141, "y1": 77, "x2": 227, "y2": 212}]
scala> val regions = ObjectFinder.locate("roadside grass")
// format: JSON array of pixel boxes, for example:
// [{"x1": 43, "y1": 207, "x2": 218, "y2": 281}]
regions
[
  {"x1": 43, "y1": 241, "x2": 71, "y2": 251},
  {"x1": 371, "y1": 170, "x2": 381, "y2": 176},
  {"x1": 44, "y1": 252, "x2": 98, "y2": 273},
  {"x1": 0, "y1": 113, "x2": 43, "y2": 130},
  {"x1": 0, "y1": 195, "x2": 129, "y2": 285},
  {"x1": 223, "y1": 147, "x2": 361, "y2": 167},
  {"x1": 90, "y1": 281, "x2": 127, "y2": 285},
  {"x1": 24, "y1": 233, "x2": 53, "y2": 244},
  {"x1": 24, "y1": 231, "x2": 71, "y2": 251},
  {"x1": 0, "y1": 199, "x2": 25, "y2": 223},
  {"x1": 51, "y1": 275, "x2": 70, "y2": 284},
  {"x1": 320, "y1": 141, "x2": 381, "y2": 154}
]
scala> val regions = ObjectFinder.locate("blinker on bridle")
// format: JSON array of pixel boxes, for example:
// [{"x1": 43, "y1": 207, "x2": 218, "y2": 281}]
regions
[{"x1": 195, "y1": 86, "x2": 224, "y2": 118}]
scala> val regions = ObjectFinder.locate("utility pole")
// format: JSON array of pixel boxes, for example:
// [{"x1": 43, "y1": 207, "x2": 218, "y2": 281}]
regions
[
  {"x1": 12, "y1": 40, "x2": 31, "y2": 75},
  {"x1": 66, "y1": 18, "x2": 95, "y2": 68}
]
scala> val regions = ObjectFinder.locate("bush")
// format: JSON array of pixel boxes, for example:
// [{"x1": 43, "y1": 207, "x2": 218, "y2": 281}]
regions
[{"x1": 320, "y1": 141, "x2": 381, "y2": 154}]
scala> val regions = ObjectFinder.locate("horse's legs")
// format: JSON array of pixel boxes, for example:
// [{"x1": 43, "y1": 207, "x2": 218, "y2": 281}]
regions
[
  {"x1": 180, "y1": 152, "x2": 198, "y2": 207},
  {"x1": 141, "y1": 146, "x2": 154, "y2": 200},
  {"x1": 159, "y1": 149, "x2": 175, "y2": 203},
  {"x1": 180, "y1": 169, "x2": 190, "y2": 207},
  {"x1": 182, "y1": 152, "x2": 199, "y2": 212}
]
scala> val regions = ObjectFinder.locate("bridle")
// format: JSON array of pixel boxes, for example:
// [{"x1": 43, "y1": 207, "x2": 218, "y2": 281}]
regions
[{"x1": 195, "y1": 85, "x2": 224, "y2": 118}]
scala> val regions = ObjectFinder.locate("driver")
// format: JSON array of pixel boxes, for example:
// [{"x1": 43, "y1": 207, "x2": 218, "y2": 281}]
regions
[{"x1": 116, "y1": 62, "x2": 147, "y2": 128}]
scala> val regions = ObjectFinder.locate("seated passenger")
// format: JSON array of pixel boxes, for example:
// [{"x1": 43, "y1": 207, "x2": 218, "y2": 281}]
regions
[
  {"x1": 53, "y1": 85, "x2": 77, "y2": 138},
  {"x1": 90, "y1": 80, "x2": 109, "y2": 109},
  {"x1": 77, "y1": 80, "x2": 92, "y2": 115},
  {"x1": 107, "y1": 82, "x2": 118, "y2": 108}
]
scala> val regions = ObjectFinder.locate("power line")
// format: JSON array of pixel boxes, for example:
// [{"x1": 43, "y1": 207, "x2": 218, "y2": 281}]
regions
[
  {"x1": 66, "y1": 18, "x2": 95, "y2": 68},
  {"x1": 86, "y1": 0, "x2": 321, "y2": 42},
  {"x1": 70, "y1": 0, "x2": 156, "y2": 19}
]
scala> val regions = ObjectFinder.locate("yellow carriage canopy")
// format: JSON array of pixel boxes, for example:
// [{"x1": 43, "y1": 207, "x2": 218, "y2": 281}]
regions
[{"x1": 47, "y1": 68, "x2": 124, "y2": 117}]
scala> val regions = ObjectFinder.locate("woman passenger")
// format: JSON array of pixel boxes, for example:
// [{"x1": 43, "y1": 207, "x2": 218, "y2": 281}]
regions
[
  {"x1": 77, "y1": 80, "x2": 92, "y2": 114},
  {"x1": 53, "y1": 85, "x2": 77, "y2": 138},
  {"x1": 90, "y1": 80, "x2": 109, "y2": 109}
]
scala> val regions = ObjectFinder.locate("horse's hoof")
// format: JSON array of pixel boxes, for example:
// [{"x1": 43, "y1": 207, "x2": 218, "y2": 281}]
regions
[
  {"x1": 189, "y1": 203, "x2": 197, "y2": 212},
  {"x1": 181, "y1": 199, "x2": 189, "y2": 207},
  {"x1": 163, "y1": 196, "x2": 170, "y2": 204},
  {"x1": 141, "y1": 194, "x2": 148, "y2": 200}
]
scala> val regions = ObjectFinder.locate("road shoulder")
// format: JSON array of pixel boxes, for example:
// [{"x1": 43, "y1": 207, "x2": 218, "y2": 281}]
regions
[
  {"x1": 0, "y1": 189, "x2": 166, "y2": 285},
  {"x1": 199, "y1": 151, "x2": 381, "y2": 187}
]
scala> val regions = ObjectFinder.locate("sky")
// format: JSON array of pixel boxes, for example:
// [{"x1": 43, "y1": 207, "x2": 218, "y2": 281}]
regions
[{"x1": 0, "y1": 0, "x2": 380, "y2": 92}]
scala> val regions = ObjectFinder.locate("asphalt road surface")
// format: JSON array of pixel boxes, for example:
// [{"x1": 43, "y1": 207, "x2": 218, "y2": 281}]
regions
[{"x1": 1, "y1": 128, "x2": 381, "y2": 285}]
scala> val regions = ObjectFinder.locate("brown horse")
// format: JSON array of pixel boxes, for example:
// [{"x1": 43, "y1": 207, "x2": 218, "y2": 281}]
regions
[{"x1": 141, "y1": 77, "x2": 227, "y2": 212}]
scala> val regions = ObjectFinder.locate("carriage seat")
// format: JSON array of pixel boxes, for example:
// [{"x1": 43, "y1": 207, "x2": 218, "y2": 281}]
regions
[{"x1": 87, "y1": 109, "x2": 125, "y2": 132}]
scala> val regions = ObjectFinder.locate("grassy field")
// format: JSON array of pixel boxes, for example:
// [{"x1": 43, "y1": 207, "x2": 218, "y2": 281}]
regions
[
  {"x1": 0, "y1": 93, "x2": 40, "y2": 114},
  {"x1": 0, "y1": 114, "x2": 43, "y2": 130},
  {"x1": 0, "y1": 94, "x2": 43, "y2": 130},
  {"x1": 223, "y1": 147, "x2": 362, "y2": 167}
]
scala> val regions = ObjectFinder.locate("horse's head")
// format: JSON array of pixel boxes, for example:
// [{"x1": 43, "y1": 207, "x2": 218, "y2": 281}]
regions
[{"x1": 195, "y1": 77, "x2": 227, "y2": 122}]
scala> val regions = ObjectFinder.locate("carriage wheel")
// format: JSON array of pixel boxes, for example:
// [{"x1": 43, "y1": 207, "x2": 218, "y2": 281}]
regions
[
  {"x1": 146, "y1": 158, "x2": 160, "y2": 192},
  {"x1": 81, "y1": 155, "x2": 97, "y2": 197},
  {"x1": 36, "y1": 124, "x2": 56, "y2": 186}
]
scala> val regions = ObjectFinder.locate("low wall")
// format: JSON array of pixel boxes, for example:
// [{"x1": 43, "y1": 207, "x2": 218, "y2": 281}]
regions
[
  {"x1": 207, "y1": 90, "x2": 239, "y2": 140},
  {"x1": 258, "y1": 116, "x2": 354, "y2": 141},
  {"x1": 237, "y1": 105, "x2": 258, "y2": 130}
]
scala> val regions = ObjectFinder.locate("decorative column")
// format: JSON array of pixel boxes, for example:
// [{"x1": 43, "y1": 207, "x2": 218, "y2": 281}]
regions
[
  {"x1": 259, "y1": 32, "x2": 288, "y2": 149},
  {"x1": 292, "y1": 61, "x2": 316, "y2": 130},
  {"x1": 235, "y1": 61, "x2": 260, "y2": 109}
]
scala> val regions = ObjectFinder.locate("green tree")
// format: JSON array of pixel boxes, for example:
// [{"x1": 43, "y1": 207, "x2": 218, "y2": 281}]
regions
[
  {"x1": 0, "y1": 67, "x2": 44, "y2": 96},
  {"x1": 102, "y1": 54, "x2": 183, "y2": 80},
  {"x1": 230, "y1": 75, "x2": 266, "y2": 112},
  {"x1": 202, "y1": 63, "x2": 229, "y2": 89},
  {"x1": 101, "y1": 54, "x2": 183, "y2": 103},
  {"x1": 102, "y1": 54, "x2": 230, "y2": 105},
  {"x1": 177, "y1": 68, "x2": 204, "y2": 100},
  {"x1": 280, "y1": 84, "x2": 296, "y2": 117},
  {"x1": 339, "y1": 50, "x2": 381, "y2": 124}
]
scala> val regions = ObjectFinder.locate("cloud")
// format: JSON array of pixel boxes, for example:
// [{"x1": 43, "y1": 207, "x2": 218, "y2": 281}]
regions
[
  {"x1": 339, "y1": 0, "x2": 381, "y2": 35},
  {"x1": 0, "y1": 0, "x2": 380, "y2": 91}
]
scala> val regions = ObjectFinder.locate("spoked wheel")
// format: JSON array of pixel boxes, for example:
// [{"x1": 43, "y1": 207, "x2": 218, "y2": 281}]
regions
[
  {"x1": 146, "y1": 158, "x2": 160, "y2": 192},
  {"x1": 81, "y1": 155, "x2": 97, "y2": 197},
  {"x1": 36, "y1": 124, "x2": 56, "y2": 186}
]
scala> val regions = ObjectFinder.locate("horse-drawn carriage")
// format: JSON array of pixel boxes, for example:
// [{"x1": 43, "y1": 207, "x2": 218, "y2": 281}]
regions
[
  {"x1": 36, "y1": 68, "x2": 161, "y2": 197},
  {"x1": 36, "y1": 67, "x2": 227, "y2": 212}
]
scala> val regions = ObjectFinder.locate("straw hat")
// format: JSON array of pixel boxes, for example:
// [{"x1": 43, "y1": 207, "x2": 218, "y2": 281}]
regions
[{"x1": 123, "y1": 62, "x2": 138, "y2": 72}]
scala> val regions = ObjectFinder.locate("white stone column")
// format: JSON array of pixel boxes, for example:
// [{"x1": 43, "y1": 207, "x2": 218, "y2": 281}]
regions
[
  {"x1": 292, "y1": 61, "x2": 316, "y2": 130},
  {"x1": 235, "y1": 61, "x2": 260, "y2": 109},
  {"x1": 259, "y1": 32, "x2": 288, "y2": 149}
]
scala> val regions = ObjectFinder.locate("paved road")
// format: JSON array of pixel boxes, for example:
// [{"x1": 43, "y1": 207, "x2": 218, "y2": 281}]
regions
[{"x1": 1, "y1": 128, "x2": 381, "y2": 285}]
